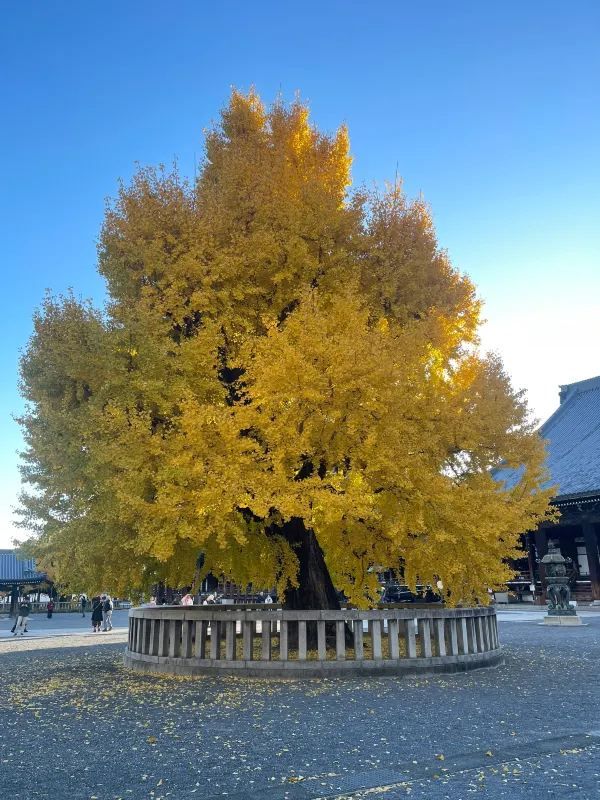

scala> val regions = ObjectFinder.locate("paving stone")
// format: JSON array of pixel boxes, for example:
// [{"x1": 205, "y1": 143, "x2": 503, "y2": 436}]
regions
[{"x1": 0, "y1": 616, "x2": 599, "y2": 799}]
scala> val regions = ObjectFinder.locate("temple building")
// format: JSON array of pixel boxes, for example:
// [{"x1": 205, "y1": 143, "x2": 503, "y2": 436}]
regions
[
  {"x1": 0, "y1": 549, "x2": 50, "y2": 614},
  {"x1": 498, "y1": 375, "x2": 600, "y2": 604}
]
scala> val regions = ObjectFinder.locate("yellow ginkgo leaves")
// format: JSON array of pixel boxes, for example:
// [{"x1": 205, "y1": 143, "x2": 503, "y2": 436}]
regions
[{"x1": 18, "y1": 90, "x2": 554, "y2": 605}]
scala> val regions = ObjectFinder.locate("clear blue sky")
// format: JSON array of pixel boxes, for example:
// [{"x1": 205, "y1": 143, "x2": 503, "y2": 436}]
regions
[{"x1": 1, "y1": 1, "x2": 599, "y2": 545}]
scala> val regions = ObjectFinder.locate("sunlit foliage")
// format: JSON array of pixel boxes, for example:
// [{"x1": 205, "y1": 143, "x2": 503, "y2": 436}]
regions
[{"x1": 17, "y1": 90, "x2": 554, "y2": 605}]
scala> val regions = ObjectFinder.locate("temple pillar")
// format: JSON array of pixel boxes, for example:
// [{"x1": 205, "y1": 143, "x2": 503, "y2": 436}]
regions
[
  {"x1": 526, "y1": 533, "x2": 537, "y2": 587},
  {"x1": 559, "y1": 527, "x2": 578, "y2": 564},
  {"x1": 9, "y1": 584, "x2": 19, "y2": 617},
  {"x1": 534, "y1": 529, "x2": 549, "y2": 604},
  {"x1": 582, "y1": 521, "x2": 600, "y2": 602}
]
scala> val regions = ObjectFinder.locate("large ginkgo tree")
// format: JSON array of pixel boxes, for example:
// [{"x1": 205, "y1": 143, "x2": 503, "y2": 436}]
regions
[{"x1": 18, "y1": 90, "x2": 554, "y2": 607}]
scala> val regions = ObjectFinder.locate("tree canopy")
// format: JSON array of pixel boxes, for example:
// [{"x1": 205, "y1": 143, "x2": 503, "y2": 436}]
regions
[{"x1": 18, "y1": 90, "x2": 554, "y2": 606}]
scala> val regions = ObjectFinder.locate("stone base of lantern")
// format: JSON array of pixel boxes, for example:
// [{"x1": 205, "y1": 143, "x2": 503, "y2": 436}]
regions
[{"x1": 542, "y1": 614, "x2": 584, "y2": 626}]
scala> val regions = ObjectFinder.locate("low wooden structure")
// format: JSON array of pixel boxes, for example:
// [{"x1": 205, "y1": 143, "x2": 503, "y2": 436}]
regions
[{"x1": 124, "y1": 605, "x2": 501, "y2": 677}]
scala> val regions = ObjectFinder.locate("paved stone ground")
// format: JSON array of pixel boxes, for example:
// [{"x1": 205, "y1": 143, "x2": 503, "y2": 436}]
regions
[
  {"x1": 0, "y1": 616, "x2": 598, "y2": 800},
  {"x1": 0, "y1": 608, "x2": 130, "y2": 638}
]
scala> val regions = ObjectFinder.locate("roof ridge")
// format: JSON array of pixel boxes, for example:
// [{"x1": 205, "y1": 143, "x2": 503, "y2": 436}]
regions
[
  {"x1": 539, "y1": 390, "x2": 575, "y2": 435},
  {"x1": 559, "y1": 374, "x2": 600, "y2": 404},
  {"x1": 540, "y1": 375, "x2": 600, "y2": 435},
  {"x1": 565, "y1": 374, "x2": 600, "y2": 390}
]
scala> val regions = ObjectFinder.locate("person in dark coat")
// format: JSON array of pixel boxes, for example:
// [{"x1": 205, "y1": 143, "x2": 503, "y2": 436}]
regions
[
  {"x1": 91, "y1": 596, "x2": 103, "y2": 632},
  {"x1": 47, "y1": 599, "x2": 55, "y2": 619}
]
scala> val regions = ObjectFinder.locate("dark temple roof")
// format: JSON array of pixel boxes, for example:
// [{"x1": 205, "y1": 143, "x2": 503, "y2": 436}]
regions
[
  {"x1": 0, "y1": 549, "x2": 47, "y2": 584},
  {"x1": 496, "y1": 375, "x2": 600, "y2": 502}
]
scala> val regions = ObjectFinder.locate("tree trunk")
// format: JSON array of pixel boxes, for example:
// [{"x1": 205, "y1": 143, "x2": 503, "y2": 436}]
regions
[
  {"x1": 155, "y1": 581, "x2": 167, "y2": 605},
  {"x1": 279, "y1": 517, "x2": 341, "y2": 611},
  {"x1": 278, "y1": 517, "x2": 352, "y2": 648}
]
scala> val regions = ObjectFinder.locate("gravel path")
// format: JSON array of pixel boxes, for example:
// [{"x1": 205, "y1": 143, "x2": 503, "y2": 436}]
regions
[{"x1": 0, "y1": 617, "x2": 598, "y2": 800}]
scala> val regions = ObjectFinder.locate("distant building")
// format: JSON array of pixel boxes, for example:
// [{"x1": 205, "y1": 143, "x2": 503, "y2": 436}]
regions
[
  {"x1": 0, "y1": 549, "x2": 50, "y2": 613},
  {"x1": 497, "y1": 376, "x2": 600, "y2": 603}
]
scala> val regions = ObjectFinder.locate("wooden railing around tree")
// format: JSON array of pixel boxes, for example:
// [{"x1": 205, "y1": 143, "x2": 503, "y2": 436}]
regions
[{"x1": 124, "y1": 605, "x2": 501, "y2": 677}]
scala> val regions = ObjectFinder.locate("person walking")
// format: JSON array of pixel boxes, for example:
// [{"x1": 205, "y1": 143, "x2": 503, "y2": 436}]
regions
[
  {"x1": 47, "y1": 599, "x2": 55, "y2": 619},
  {"x1": 102, "y1": 595, "x2": 113, "y2": 631},
  {"x1": 11, "y1": 596, "x2": 32, "y2": 636},
  {"x1": 80, "y1": 595, "x2": 86, "y2": 617},
  {"x1": 91, "y1": 596, "x2": 103, "y2": 632}
]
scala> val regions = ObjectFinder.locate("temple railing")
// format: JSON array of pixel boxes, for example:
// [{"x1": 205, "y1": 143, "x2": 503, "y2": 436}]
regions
[{"x1": 124, "y1": 605, "x2": 501, "y2": 677}]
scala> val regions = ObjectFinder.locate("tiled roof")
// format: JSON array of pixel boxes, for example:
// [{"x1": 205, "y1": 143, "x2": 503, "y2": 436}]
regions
[
  {"x1": 495, "y1": 375, "x2": 600, "y2": 500},
  {"x1": 0, "y1": 549, "x2": 47, "y2": 583}
]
